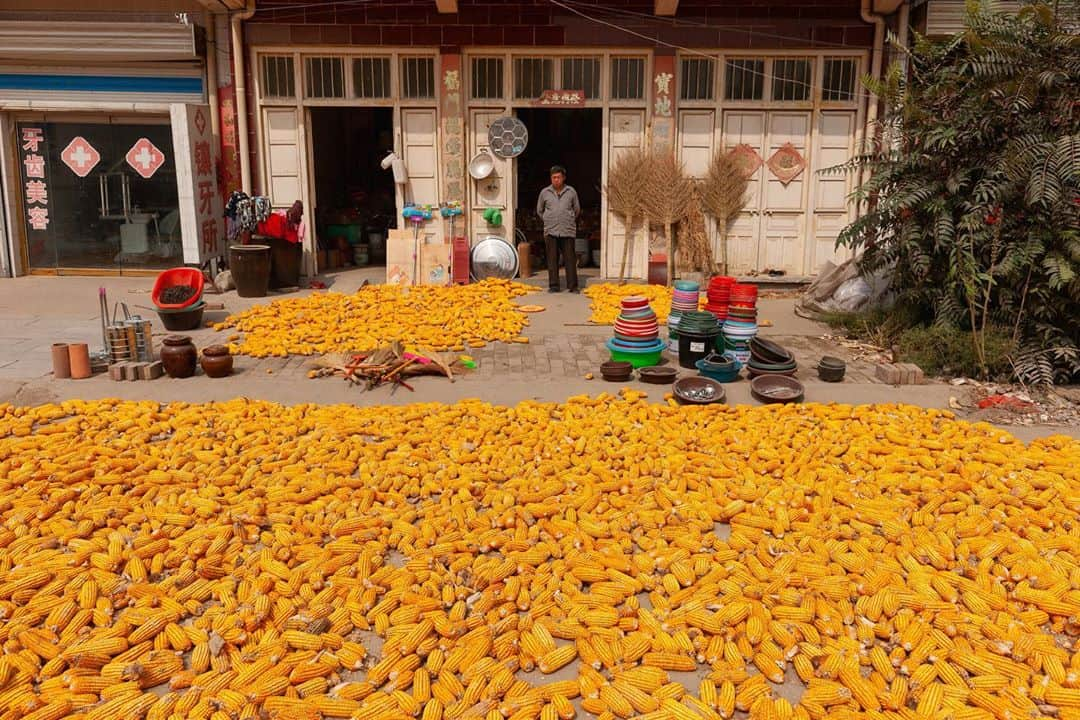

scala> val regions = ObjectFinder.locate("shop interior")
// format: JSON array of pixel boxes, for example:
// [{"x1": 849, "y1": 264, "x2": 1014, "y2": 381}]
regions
[
  {"x1": 25, "y1": 121, "x2": 182, "y2": 273},
  {"x1": 309, "y1": 107, "x2": 398, "y2": 269},
  {"x1": 514, "y1": 108, "x2": 603, "y2": 268}
]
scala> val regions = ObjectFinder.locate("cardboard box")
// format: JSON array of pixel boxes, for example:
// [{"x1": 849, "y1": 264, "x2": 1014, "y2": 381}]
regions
[
  {"x1": 386, "y1": 229, "x2": 417, "y2": 286},
  {"x1": 419, "y1": 243, "x2": 452, "y2": 286}
]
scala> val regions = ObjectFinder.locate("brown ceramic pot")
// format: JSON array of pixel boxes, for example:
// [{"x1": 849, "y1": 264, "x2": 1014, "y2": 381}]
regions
[
  {"x1": 160, "y1": 335, "x2": 197, "y2": 378},
  {"x1": 200, "y1": 345, "x2": 234, "y2": 378}
]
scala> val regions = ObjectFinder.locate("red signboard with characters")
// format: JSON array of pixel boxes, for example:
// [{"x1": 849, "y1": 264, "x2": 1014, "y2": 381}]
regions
[{"x1": 19, "y1": 127, "x2": 49, "y2": 232}]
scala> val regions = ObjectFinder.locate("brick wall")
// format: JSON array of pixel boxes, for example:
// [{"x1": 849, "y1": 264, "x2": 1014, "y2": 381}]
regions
[{"x1": 245, "y1": 0, "x2": 874, "y2": 50}]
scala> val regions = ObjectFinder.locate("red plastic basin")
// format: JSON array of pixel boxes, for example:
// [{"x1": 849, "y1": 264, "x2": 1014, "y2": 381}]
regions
[{"x1": 152, "y1": 267, "x2": 205, "y2": 310}]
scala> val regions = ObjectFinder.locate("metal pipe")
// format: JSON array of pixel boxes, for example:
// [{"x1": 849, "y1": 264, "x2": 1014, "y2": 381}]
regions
[
  {"x1": 204, "y1": 10, "x2": 220, "y2": 142},
  {"x1": 856, "y1": 0, "x2": 888, "y2": 217},
  {"x1": 231, "y1": 1, "x2": 256, "y2": 193},
  {"x1": 896, "y1": 1, "x2": 911, "y2": 78}
]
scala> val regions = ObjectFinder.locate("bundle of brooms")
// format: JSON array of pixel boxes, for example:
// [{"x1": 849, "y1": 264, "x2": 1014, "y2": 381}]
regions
[
  {"x1": 641, "y1": 151, "x2": 694, "y2": 286},
  {"x1": 307, "y1": 342, "x2": 469, "y2": 392}
]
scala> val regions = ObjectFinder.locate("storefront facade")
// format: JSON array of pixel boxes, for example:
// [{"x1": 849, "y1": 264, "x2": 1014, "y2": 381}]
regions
[
  {"x1": 0, "y1": 8, "x2": 225, "y2": 276},
  {"x1": 241, "y1": 0, "x2": 891, "y2": 280}
]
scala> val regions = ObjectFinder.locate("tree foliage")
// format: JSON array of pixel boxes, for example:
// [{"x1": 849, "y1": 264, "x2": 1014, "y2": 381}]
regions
[{"x1": 834, "y1": 1, "x2": 1080, "y2": 383}]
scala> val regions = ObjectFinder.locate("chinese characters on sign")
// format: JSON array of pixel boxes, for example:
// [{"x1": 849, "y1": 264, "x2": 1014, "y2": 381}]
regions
[
  {"x1": 532, "y1": 89, "x2": 586, "y2": 107},
  {"x1": 171, "y1": 103, "x2": 225, "y2": 265},
  {"x1": 653, "y1": 71, "x2": 673, "y2": 117},
  {"x1": 20, "y1": 127, "x2": 49, "y2": 231}
]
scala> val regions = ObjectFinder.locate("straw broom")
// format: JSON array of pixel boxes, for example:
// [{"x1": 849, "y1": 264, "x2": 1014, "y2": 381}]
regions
[
  {"x1": 604, "y1": 148, "x2": 648, "y2": 283},
  {"x1": 642, "y1": 150, "x2": 693, "y2": 286},
  {"x1": 701, "y1": 149, "x2": 750, "y2": 276}
]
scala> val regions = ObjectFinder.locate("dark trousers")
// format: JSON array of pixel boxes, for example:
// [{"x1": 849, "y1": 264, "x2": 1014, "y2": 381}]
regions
[{"x1": 544, "y1": 234, "x2": 578, "y2": 291}]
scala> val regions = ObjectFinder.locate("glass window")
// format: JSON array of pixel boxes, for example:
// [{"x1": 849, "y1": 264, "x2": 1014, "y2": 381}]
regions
[
  {"x1": 513, "y1": 57, "x2": 554, "y2": 100},
  {"x1": 610, "y1": 57, "x2": 645, "y2": 100},
  {"x1": 823, "y1": 57, "x2": 858, "y2": 102},
  {"x1": 680, "y1": 58, "x2": 716, "y2": 100},
  {"x1": 304, "y1": 57, "x2": 345, "y2": 98},
  {"x1": 17, "y1": 121, "x2": 181, "y2": 271},
  {"x1": 260, "y1": 55, "x2": 295, "y2": 98},
  {"x1": 724, "y1": 58, "x2": 764, "y2": 101},
  {"x1": 471, "y1": 57, "x2": 504, "y2": 100},
  {"x1": 561, "y1": 57, "x2": 601, "y2": 99},
  {"x1": 353, "y1": 57, "x2": 391, "y2": 99},
  {"x1": 401, "y1": 57, "x2": 435, "y2": 99},
  {"x1": 771, "y1": 58, "x2": 813, "y2": 101}
]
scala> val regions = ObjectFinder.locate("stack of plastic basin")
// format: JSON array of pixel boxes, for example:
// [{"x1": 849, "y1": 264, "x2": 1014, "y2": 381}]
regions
[{"x1": 606, "y1": 295, "x2": 666, "y2": 368}]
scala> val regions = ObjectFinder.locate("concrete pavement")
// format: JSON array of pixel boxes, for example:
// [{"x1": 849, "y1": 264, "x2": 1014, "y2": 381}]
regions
[{"x1": 0, "y1": 269, "x2": 1074, "y2": 443}]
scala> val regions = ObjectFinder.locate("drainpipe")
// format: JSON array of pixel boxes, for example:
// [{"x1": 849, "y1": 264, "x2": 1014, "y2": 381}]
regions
[
  {"x1": 231, "y1": 1, "x2": 256, "y2": 193},
  {"x1": 857, "y1": 0, "x2": 888, "y2": 217},
  {"x1": 204, "y1": 10, "x2": 220, "y2": 142},
  {"x1": 896, "y1": 1, "x2": 911, "y2": 79}
]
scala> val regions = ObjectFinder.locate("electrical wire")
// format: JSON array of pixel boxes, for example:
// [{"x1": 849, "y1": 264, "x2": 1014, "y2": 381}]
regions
[
  {"x1": 548, "y1": 0, "x2": 876, "y2": 102},
  {"x1": 560, "y1": 0, "x2": 872, "y2": 50}
]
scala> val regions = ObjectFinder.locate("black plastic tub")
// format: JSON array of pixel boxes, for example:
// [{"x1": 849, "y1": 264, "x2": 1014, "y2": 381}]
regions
[{"x1": 677, "y1": 329, "x2": 720, "y2": 369}]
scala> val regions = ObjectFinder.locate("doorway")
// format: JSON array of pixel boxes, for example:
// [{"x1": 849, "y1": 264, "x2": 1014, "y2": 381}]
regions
[
  {"x1": 514, "y1": 108, "x2": 603, "y2": 268},
  {"x1": 309, "y1": 107, "x2": 398, "y2": 269}
]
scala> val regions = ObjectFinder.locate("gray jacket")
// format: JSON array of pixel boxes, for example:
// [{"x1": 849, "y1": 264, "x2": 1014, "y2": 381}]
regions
[{"x1": 536, "y1": 184, "x2": 580, "y2": 238}]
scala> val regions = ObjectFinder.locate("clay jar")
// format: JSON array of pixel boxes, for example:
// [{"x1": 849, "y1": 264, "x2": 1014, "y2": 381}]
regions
[
  {"x1": 200, "y1": 345, "x2": 234, "y2": 378},
  {"x1": 160, "y1": 335, "x2": 197, "y2": 378}
]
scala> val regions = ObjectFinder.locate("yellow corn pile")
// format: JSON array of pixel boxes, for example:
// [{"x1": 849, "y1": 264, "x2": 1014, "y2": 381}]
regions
[
  {"x1": 214, "y1": 279, "x2": 535, "y2": 357},
  {"x1": 0, "y1": 396, "x2": 1078, "y2": 720},
  {"x1": 584, "y1": 284, "x2": 702, "y2": 325}
]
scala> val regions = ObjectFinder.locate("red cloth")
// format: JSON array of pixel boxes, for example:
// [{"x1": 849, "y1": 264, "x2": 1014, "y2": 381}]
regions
[{"x1": 256, "y1": 212, "x2": 300, "y2": 243}]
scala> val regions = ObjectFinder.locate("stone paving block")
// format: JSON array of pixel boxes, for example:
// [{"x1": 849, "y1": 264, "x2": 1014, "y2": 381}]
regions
[
  {"x1": 897, "y1": 362, "x2": 925, "y2": 385},
  {"x1": 875, "y1": 363, "x2": 902, "y2": 384}
]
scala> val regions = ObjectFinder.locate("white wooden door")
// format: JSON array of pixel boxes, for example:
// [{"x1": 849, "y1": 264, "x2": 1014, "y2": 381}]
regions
[
  {"x1": 468, "y1": 109, "x2": 512, "y2": 247},
  {"x1": 721, "y1": 111, "x2": 765, "y2": 274},
  {"x1": 761, "y1": 112, "x2": 810, "y2": 275},
  {"x1": 263, "y1": 107, "x2": 303, "y2": 208},
  {"x1": 400, "y1": 108, "x2": 443, "y2": 244},
  {"x1": 264, "y1": 107, "x2": 316, "y2": 275},
  {"x1": 809, "y1": 111, "x2": 856, "y2": 273},
  {"x1": 677, "y1": 109, "x2": 716, "y2": 180},
  {"x1": 677, "y1": 109, "x2": 719, "y2": 269},
  {"x1": 602, "y1": 108, "x2": 647, "y2": 278}
]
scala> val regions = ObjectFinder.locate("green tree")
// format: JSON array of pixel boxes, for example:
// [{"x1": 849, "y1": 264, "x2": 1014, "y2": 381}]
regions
[{"x1": 835, "y1": 1, "x2": 1079, "y2": 383}]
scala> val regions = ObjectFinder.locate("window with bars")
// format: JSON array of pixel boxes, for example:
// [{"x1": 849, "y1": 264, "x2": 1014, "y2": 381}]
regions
[
  {"x1": 822, "y1": 57, "x2": 858, "y2": 102},
  {"x1": 609, "y1": 57, "x2": 645, "y2": 100},
  {"x1": 560, "y1": 56, "x2": 601, "y2": 99},
  {"x1": 260, "y1": 55, "x2": 295, "y2": 98},
  {"x1": 723, "y1": 58, "x2": 764, "y2": 101},
  {"x1": 400, "y1": 57, "x2": 435, "y2": 99},
  {"x1": 471, "y1": 57, "x2": 504, "y2": 100},
  {"x1": 680, "y1": 58, "x2": 715, "y2": 100},
  {"x1": 771, "y1": 58, "x2": 812, "y2": 101},
  {"x1": 304, "y1": 57, "x2": 344, "y2": 98},
  {"x1": 513, "y1": 57, "x2": 553, "y2": 100},
  {"x1": 353, "y1": 57, "x2": 391, "y2": 99}
]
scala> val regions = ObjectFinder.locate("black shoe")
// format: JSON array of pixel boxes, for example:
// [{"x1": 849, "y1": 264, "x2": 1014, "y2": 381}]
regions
[
  {"x1": 548, "y1": 287, "x2": 561, "y2": 293},
  {"x1": 568, "y1": 288, "x2": 581, "y2": 294}
]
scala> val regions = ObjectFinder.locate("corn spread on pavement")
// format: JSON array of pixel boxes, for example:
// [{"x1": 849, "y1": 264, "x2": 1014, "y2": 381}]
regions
[
  {"x1": 584, "y1": 285, "x2": 702, "y2": 325},
  {"x1": 213, "y1": 279, "x2": 535, "y2": 358},
  {"x1": 0, "y1": 395, "x2": 1078, "y2": 720}
]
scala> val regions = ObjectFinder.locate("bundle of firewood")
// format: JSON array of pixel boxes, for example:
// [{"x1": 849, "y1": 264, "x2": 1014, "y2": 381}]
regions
[{"x1": 307, "y1": 342, "x2": 469, "y2": 392}]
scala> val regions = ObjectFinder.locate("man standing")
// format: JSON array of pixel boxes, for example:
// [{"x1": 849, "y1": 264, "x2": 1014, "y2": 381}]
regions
[{"x1": 536, "y1": 165, "x2": 580, "y2": 293}]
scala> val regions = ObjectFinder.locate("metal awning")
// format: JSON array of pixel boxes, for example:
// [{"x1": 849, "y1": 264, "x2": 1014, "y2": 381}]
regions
[{"x1": 0, "y1": 22, "x2": 203, "y2": 64}]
